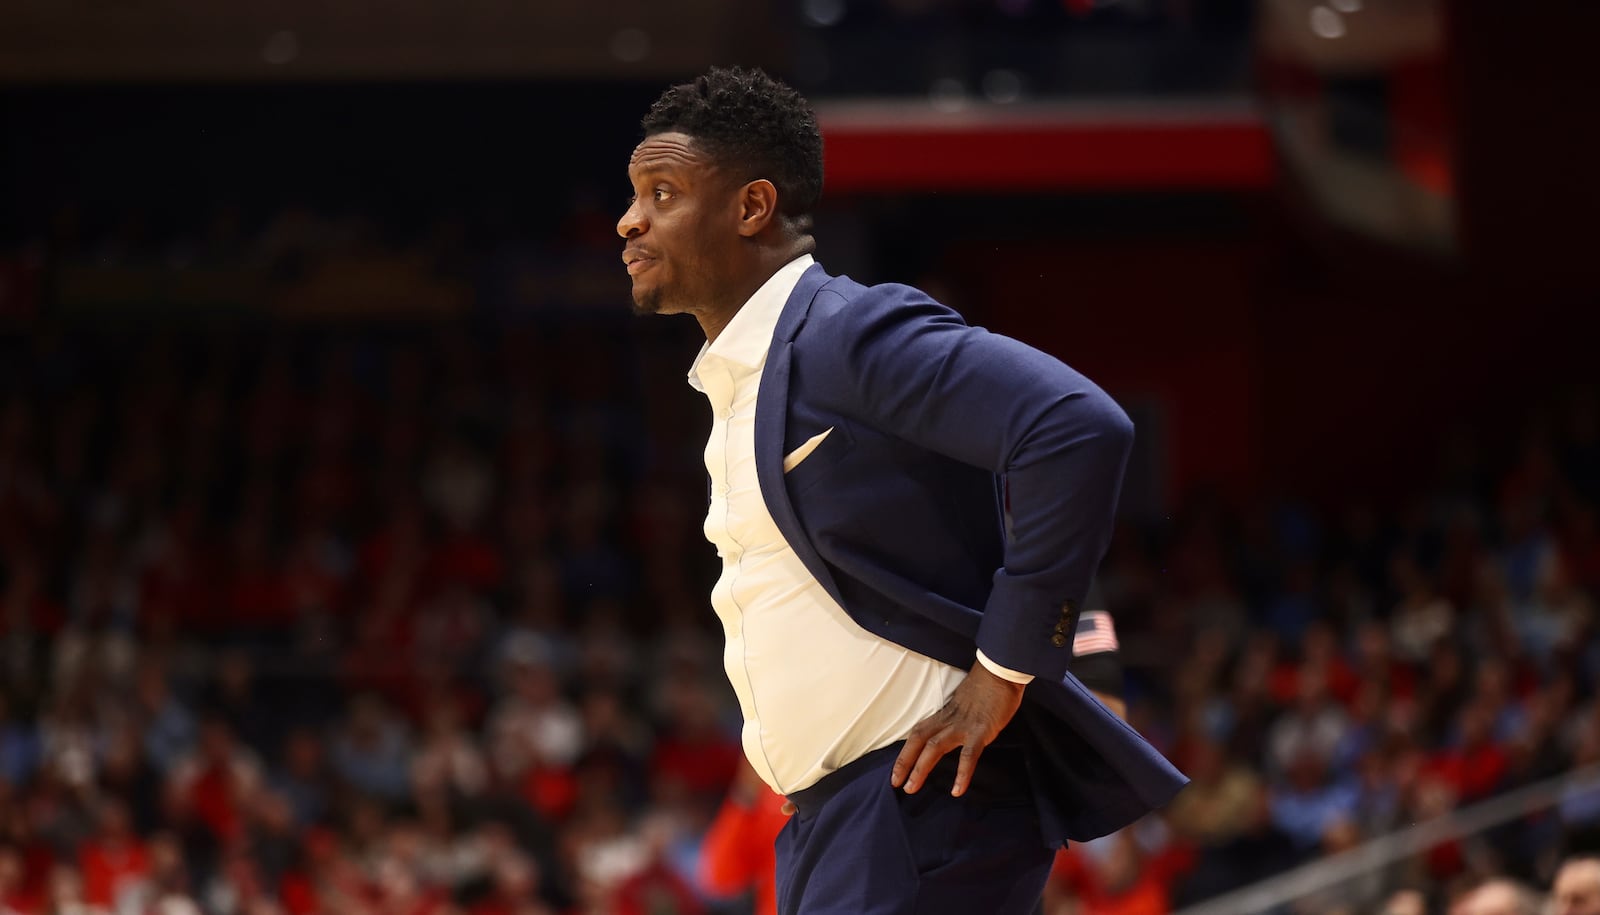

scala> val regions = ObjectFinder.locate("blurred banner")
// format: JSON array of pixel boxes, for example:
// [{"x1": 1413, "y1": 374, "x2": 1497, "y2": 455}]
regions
[{"x1": 818, "y1": 98, "x2": 1272, "y2": 192}]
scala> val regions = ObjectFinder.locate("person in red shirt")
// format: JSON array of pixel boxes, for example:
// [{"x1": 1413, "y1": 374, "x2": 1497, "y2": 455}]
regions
[
  {"x1": 0, "y1": 844, "x2": 44, "y2": 915},
  {"x1": 1425, "y1": 698, "x2": 1509, "y2": 803},
  {"x1": 646, "y1": 677, "x2": 740, "y2": 807},
  {"x1": 697, "y1": 760, "x2": 789, "y2": 915},
  {"x1": 611, "y1": 860, "x2": 704, "y2": 915},
  {"x1": 1048, "y1": 829, "x2": 1195, "y2": 915},
  {"x1": 77, "y1": 799, "x2": 149, "y2": 910},
  {"x1": 165, "y1": 716, "x2": 263, "y2": 845}
]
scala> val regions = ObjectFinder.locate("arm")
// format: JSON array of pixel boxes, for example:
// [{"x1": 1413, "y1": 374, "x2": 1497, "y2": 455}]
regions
[
  {"x1": 830, "y1": 288, "x2": 1134, "y2": 793},
  {"x1": 835, "y1": 288, "x2": 1134, "y2": 683}
]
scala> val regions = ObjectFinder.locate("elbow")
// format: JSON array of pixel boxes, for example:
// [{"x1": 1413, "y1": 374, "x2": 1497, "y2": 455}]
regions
[
  {"x1": 1108, "y1": 403, "x2": 1135, "y2": 452},
  {"x1": 1088, "y1": 392, "x2": 1135, "y2": 462}
]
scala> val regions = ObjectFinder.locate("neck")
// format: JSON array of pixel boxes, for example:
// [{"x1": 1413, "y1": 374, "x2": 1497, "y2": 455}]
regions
[{"x1": 697, "y1": 235, "x2": 814, "y2": 343}]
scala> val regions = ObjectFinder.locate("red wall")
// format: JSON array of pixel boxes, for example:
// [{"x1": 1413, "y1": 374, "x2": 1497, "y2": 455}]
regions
[
  {"x1": 951, "y1": 229, "x2": 1594, "y2": 510},
  {"x1": 949, "y1": 237, "x2": 1266, "y2": 506}
]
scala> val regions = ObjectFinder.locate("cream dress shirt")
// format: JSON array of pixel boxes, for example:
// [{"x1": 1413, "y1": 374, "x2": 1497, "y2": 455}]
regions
[{"x1": 688, "y1": 255, "x2": 1027, "y2": 795}]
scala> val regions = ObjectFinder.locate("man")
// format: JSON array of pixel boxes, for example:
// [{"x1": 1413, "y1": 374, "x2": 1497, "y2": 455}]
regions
[
  {"x1": 619, "y1": 66, "x2": 1185, "y2": 913},
  {"x1": 1554, "y1": 856, "x2": 1600, "y2": 915}
]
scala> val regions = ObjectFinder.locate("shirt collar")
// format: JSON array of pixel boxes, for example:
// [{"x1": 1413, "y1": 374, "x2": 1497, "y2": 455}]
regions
[{"x1": 687, "y1": 254, "x2": 815, "y2": 391}]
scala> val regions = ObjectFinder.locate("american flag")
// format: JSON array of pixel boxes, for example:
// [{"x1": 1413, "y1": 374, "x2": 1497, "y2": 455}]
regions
[{"x1": 1073, "y1": 610, "x2": 1119, "y2": 656}]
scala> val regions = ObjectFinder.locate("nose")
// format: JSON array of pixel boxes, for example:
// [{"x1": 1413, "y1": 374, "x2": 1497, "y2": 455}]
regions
[{"x1": 617, "y1": 199, "x2": 646, "y2": 239}]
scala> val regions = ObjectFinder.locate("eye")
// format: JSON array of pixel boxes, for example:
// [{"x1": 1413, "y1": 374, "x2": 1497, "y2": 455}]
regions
[{"x1": 653, "y1": 188, "x2": 673, "y2": 203}]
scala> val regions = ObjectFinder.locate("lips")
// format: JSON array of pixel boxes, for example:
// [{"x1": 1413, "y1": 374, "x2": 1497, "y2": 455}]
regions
[{"x1": 622, "y1": 249, "x2": 657, "y2": 276}]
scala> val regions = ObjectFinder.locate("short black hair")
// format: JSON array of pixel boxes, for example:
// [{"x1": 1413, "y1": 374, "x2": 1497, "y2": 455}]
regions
[{"x1": 641, "y1": 66, "x2": 824, "y2": 222}]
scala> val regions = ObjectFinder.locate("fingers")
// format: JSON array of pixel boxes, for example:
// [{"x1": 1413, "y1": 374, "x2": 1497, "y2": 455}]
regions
[
  {"x1": 890, "y1": 721, "x2": 933, "y2": 789},
  {"x1": 898, "y1": 728, "x2": 963, "y2": 795},
  {"x1": 951, "y1": 742, "x2": 981, "y2": 797}
]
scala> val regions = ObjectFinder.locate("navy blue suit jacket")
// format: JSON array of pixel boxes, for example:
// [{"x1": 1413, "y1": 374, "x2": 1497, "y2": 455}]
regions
[{"x1": 753, "y1": 264, "x2": 1187, "y2": 844}]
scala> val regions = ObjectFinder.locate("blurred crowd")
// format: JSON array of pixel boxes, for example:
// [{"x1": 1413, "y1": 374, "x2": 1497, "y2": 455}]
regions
[
  {"x1": 0, "y1": 321, "x2": 734, "y2": 915},
  {"x1": 1, "y1": 250, "x2": 1599, "y2": 914},
  {"x1": 1044, "y1": 388, "x2": 1600, "y2": 914}
]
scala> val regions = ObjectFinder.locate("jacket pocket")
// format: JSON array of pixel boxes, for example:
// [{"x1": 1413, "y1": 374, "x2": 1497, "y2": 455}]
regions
[{"x1": 783, "y1": 423, "x2": 854, "y2": 496}]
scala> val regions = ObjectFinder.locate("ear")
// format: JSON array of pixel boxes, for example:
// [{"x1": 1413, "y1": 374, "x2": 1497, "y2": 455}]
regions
[{"x1": 735, "y1": 179, "x2": 780, "y2": 238}]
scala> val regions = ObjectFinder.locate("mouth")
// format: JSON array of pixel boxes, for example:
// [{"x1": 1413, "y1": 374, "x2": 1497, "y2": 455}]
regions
[{"x1": 623, "y1": 249, "x2": 657, "y2": 276}]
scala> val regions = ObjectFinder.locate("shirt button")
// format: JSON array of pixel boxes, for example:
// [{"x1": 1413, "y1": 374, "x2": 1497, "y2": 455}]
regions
[
  {"x1": 1051, "y1": 633, "x2": 1069, "y2": 648},
  {"x1": 718, "y1": 483, "x2": 731, "y2": 496}
]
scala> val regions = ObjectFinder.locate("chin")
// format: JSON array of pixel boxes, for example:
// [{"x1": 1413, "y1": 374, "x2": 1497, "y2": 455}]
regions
[
  {"x1": 632, "y1": 286, "x2": 692, "y2": 318},
  {"x1": 630, "y1": 287, "x2": 663, "y2": 316}
]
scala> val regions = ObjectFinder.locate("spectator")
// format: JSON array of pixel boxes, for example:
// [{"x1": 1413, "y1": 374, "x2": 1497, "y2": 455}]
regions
[
  {"x1": 166, "y1": 715, "x2": 264, "y2": 847},
  {"x1": 270, "y1": 729, "x2": 333, "y2": 829},
  {"x1": 1267, "y1": 748, "x2": 1360, "y2": 854},
  {"x1": 468, "y1": 852, "x2": 554, "y2": 915},
  {"x1": 1266, "y1": 671, "x2": 1352, "y2": 778},
  {"x1": 1554, "y1": 856, "x2": 1600, "y2": 915},
  {"x1": 1164, "y1": 735, "x2": 1266, "y2": 849},
  {"x1": 1425, "y1": 699, "x2": 1511, "y2": 804},
  {"x1": 1045, "y1": 826, "x2": 1194, "y2": 915},
  {"x1": 43, "y1": 864, "x2": 109, "y2": 915},
  {"x1": 0, "y1": 691, "x2": 40, "y2": 789},
  {"x1": 696, "y1": 759, "x2": 787, "y2": 915},
  {"x1": 76, "y1": 798, "x2": 149, "y2": 911},
  {"x1": 1389, "y1": 552, "x2": 1456, "y2": 662},
  {"x1": 1381, "y1": 887, "x2": 1432, "y2": 915},
  {"x1": 410, "y1": 690, "x2": 489, "y2": 800},
  {"x1": 1450, "y1": 878, "x2": 1543, "y2": 915},
  {"x1": 0, "y1": 845, "x2": 39, "y2": 915},
  {"x1": 645, "y1": 676, "x2": 740, "y2": 813},
  {"x1": 131, "y1": 661, "x2": 195, "y2": 776},
  {"x1": 328, "y1": 694, "x2": 412, "y2": 803},
  {"x1": 605, "y1": 815, "x2": 704, "y2": 915},
  {"x1": 485, "y1": 636, "x2": 583, "y2": 781}
]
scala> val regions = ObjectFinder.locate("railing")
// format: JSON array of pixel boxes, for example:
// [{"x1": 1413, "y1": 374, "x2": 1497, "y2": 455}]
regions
[{"x1": 1173, "y1": 763, "x2": 1600, "y2": 915}]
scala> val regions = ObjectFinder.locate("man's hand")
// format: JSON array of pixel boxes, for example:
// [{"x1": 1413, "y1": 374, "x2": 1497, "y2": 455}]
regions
[{"x1": 891, "y1": 662, "x2": 1026, "y2": 797}]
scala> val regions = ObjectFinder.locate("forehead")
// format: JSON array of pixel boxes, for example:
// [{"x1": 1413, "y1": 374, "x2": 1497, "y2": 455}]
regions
[
  {"x1": 629, "y1": 131, "x2": 714, "y2": 178},
  {"x1": 1558, "y1": 860, "x2": 1600, "y2": 889}
]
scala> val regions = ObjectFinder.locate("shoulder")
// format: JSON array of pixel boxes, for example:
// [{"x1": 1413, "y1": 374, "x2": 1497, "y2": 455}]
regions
[
  {"x1": 799, "y1": 274, "x2": 973, "y2": 363},
  {"x1": 808, "y1": 274, "x2": 968, "y2": 327}
]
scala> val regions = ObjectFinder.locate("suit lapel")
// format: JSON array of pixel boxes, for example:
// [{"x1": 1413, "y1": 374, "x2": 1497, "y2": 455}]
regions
[{"x1": 754, "y1": 264, "x2": 847, "y2": 609}]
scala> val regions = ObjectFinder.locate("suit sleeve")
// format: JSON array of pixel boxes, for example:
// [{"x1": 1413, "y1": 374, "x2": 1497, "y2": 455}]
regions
[{"x1": 837, "y1": 286, "x2": 1134, "y2": 684}]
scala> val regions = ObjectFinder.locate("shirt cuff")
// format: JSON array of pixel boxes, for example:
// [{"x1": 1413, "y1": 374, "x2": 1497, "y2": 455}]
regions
[{"x1": 976, "y1": 650, "x2": 1035, "y2": 685}]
